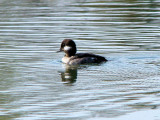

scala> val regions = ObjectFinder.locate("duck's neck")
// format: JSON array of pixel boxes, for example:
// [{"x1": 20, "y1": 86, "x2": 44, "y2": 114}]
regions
[
  {"x1": 65, "y1": 53, "x2": 76, "y2": 57},
  {"x1": 65, "y1": 47, "x2": 77, "y2": 57}
]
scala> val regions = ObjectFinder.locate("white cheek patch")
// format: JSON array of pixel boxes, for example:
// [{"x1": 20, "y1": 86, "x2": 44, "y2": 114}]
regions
[{"x1": 64, "y1": 46, "x2": 71, "y2": 51}]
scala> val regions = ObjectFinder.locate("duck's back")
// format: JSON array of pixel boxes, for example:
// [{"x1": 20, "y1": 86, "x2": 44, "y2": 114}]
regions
[{"x1": 68, "y1": 53, "x2": 107, "y2": 65}]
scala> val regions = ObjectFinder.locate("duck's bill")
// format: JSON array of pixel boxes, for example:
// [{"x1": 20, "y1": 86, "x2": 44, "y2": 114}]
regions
[{"x1": 56, "y1": 50, "x2": 62, "y2": 53}]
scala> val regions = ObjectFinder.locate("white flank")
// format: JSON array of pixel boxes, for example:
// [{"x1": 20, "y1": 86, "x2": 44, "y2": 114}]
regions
[
  {"x1": 62, "y1": 57, "x2": 70, "y2": 64},
  {"x1": 64, "y1": 46, "x2": 71, "y2": 51}
]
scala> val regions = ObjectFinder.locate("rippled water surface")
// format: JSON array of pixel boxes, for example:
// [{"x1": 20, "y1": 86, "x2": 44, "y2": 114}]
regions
[{"x1": 0, "y1": 0, "x2": 160, "y2": 120}]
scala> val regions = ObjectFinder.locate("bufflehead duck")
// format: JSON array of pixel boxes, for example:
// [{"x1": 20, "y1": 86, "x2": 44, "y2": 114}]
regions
[{"x1": 57, "y1": 39, "x2": 107, "y2": 65}]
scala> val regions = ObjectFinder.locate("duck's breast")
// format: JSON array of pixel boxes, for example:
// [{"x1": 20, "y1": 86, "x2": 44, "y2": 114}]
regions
[{"x1": 62, "y1": 56, "x2": 70, "y2": 64}]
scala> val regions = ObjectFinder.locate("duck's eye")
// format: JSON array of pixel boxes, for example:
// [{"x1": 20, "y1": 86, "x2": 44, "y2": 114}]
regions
[{"x1": 61, "y1": 43, "x2": 65, "y2": 47}]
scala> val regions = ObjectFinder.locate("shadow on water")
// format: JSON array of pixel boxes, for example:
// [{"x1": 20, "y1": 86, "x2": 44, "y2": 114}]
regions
[
  {"x1": 59, "y1": 65, "x2": 78, "y2": 84},
  {"x1": 59, "y1": 63, "x2": 105, "y2": 85}
]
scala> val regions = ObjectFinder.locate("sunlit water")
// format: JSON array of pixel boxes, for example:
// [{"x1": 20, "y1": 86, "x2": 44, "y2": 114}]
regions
[{"x1": 0, "y1": 0, "x2": 160, "y2": 120}]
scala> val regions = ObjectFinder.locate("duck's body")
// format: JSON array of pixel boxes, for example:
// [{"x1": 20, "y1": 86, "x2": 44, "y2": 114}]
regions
[{"x1": 58, "y1": 39, "x2": 107, "y2": 65}]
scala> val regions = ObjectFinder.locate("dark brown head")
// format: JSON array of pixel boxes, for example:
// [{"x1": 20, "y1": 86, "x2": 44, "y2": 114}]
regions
[{"x1": 58, "y1": 39, "x2": 77, "y2": 57}]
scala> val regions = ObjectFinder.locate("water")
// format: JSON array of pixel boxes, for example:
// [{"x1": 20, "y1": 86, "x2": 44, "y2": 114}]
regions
[{"x1": 0, "y1": 0, "x2": 160, "y2": 119}]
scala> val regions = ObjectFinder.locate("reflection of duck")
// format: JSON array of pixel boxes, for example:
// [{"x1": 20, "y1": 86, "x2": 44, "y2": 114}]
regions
[
  {"x1": 57, "y1": 39, "x2": 107, "y2": 65},
  {"x1": 60, "y1": 65, "x2": 78, "y2": 84}
]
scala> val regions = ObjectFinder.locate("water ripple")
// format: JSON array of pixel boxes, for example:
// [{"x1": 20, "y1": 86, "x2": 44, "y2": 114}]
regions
[{"x1": 0, "y1": 0, "x2": 160, "y2": 120}]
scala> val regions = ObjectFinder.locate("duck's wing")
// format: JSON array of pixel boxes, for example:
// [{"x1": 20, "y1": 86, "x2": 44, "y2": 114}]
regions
[
  {"x1": 68, "y1": 53, "x2": 107, "y2": 65},
  {"x1": 77, "y1": 53, "x2": 107, "y2": 61}
]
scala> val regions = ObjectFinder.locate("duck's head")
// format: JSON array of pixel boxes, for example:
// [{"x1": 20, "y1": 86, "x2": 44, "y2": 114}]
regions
[{"x1": 57, "y1": 39, "x2": 77, "y2": 57}]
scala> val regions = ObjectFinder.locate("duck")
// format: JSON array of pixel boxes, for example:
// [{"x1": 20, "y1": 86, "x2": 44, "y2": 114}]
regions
[{"x1": 57, "y1": 39, "x2": 107, "y2": 65}]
